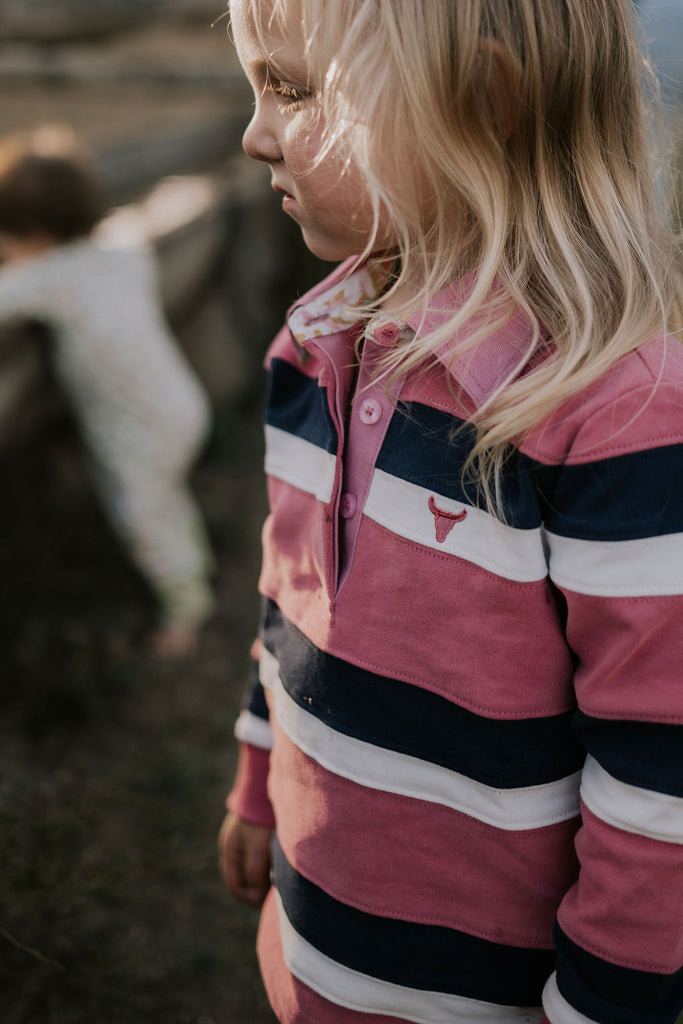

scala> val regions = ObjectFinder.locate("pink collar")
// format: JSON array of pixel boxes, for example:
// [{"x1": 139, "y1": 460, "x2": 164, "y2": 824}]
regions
[
  {"x1": 288, "y1": 259, "x2": 539, "y2": 405},
  {"x1": 405, "y1": 279, "x2": 538, "y2": 405}
]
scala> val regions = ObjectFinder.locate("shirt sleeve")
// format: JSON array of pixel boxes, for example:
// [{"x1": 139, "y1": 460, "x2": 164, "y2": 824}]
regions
[
  {"x1": 0, "y1": 260, "x2": 49, "y2": 323},
  {"x1": 537, "y1": 402, "x2": 683, "y2": 1023},
  {"x1": 227, "y1": 640, "x2": 276, "y2": 828}
]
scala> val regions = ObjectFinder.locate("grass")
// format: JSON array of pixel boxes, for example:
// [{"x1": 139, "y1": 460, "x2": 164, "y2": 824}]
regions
[{"x1": 0, "y1": 398, "x2": 277, "y2": 1024}]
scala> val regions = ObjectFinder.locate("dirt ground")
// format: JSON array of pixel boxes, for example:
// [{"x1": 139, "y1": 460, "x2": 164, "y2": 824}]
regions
[{"x1": 0, "y1": 394, "x2": 279, "y2": 1024}]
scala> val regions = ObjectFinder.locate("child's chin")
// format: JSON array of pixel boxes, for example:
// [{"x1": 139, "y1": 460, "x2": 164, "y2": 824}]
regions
[{"x1": 299, "y1": 230, "x2": 359, "y2": 263}]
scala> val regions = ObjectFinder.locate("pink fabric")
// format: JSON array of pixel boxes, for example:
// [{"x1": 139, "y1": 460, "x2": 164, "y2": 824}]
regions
[
  {"x1": 562, "y1": 590, "x2": 683, "y2": 723},
  {"x1": 268, "y1": 723, "x2": 579, "y2": 947},
  {"x1": 264, "y1": 325, "x2": 320, "y2": 378},
  {"x1": 339, "y1": 340, "x2": 406, "y2": 585},
  {"x1": 226, "y1": 742, "x2": 275, "y2": 828},
  {"x1": 260, "y1": 480, "x2": 335, "y2": 617},
  {"x1": 262, "y1": 505, "x2": 575, "y2": 718},
  {"x1": 238, "y1": 259, "x2": 683, "y2": 1020},
  {"x1": 257, "y1": 887, "x2": 424, "y2": 1024},
  {"x1": 404, "y1": 278, "x2": 537, "y2": 408},
  {"x1": 395, "y1": 354, "x2": 478, "y2": 419},
  {"x1": 558, "y1": 803, "x2": 683, "y2": 974},
  {"x1": 522, "y1": 335, "x2": 683, "y2": 465},
  {"x1": 339, "y1": 521, "x2": 572, "y2": 718}
]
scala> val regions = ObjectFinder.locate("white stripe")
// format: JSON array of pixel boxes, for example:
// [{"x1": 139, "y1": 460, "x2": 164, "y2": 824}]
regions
[
  {"x1": 364, "y1": 468, "x2": 548, "y2": 582},
  {"x1": 581, "y1": 755, "x2": 683, "y2": 844},
  {"x1": 264, "y1": 425, "x2": 336, "y2": 503},
  {"x1": 234, "y1": 709, "x2": 273, "y2": 751},
  {"x1": 260, "y1": 648, "x2": 580, "y2": 831},
  {"x1": 547, "y1": 531, "x2": 683, "y2": 597},
  {"x1": 542, "y1": 973, "x2": 601, "y2": 1024},
  {"x1": 276, "y1": 891, "x2": 544, "y2": 1024}
]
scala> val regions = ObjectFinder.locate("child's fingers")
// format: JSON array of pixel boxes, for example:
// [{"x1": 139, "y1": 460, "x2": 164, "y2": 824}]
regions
[
  {"x1": 218, "y1": 814, "x2": 243, "y2": 894},
  {"x1": 242, "y1": 828, "x2": 273, "y2": 906},
  {"x1": 218, "y1": 813, "x2": 273, "y2": 908}
]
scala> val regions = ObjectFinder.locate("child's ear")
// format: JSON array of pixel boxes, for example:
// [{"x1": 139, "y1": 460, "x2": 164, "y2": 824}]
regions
[{"x1": 478, "y1": 39, "x2": 521, "y2": 141}]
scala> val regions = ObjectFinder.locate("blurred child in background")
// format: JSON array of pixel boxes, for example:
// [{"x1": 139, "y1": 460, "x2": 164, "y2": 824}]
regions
[{"x1": 0, "y1": 126, "x2": 215, "y2": 658}]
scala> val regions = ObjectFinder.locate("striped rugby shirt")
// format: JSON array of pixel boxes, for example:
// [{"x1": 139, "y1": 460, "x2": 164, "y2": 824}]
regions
[{"x1": 228, "y1": 257, "x2": 683, "y2": 1024}]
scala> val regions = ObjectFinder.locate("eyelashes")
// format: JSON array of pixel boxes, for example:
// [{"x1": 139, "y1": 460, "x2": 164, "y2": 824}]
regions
[{"x1": 266, "y1": 75, "x2": 311, "y2": 111}]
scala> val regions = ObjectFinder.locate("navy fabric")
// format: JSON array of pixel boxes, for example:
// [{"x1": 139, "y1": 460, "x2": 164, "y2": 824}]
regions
[
  {"x1": 273, "y1": 838, "x2": 553, "y2": 1006},
  {"x1": 553, "y1": 924, "x2": 683, "y2": 1024},
  {"x1": 262, "y1": 599, "x2": 584, "y2": 788},
  {"x1": 572, "y1": 712, "x2": 683, "y2": 797},
  {"x1": 246, "y1": 671, "x2": 270, "y2": 723},
  {"x1": 377, "y1": 402, "x2": 542, "y2": 528},
  {"x1": 266, "y1": 357, "x2": 338, "y2": 454},
  {"x1": 532, "y1": 444, "x2": 683, "y2": 540}
]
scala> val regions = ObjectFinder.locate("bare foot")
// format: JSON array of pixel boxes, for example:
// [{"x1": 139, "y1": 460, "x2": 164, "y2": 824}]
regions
[{"x1": 146, "y1": 623, "x2": 200, "y2": 659}]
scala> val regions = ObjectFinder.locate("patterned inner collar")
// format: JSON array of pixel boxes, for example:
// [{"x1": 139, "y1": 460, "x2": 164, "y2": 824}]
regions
[{"x1": 286, "y1": 258, "x2": 539, "y2": 405}]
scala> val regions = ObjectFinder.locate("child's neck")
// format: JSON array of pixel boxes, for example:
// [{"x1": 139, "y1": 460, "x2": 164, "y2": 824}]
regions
[{"x1": 377, "y1": 276, "x2": 422, "y2": 322}]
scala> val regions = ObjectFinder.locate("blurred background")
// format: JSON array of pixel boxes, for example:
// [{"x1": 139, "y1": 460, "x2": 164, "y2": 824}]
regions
[
  {"x1": 0, "y1": 3, "x2": 680, "y2": 1023},
  {"x1": 0, "y1": 3, "x2": 321, "y2": 1022}
]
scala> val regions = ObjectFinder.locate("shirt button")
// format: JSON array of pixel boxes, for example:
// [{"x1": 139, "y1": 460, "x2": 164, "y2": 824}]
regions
[
  {"x1": 358, "y1": 397, "x2": 382, "y2": 424},
  {"x1": 375, "y1": 324, "x2": 400, "y2": 346},
  {"x1": 340, "y1": 492, "x2": 357, "y2": 518}
]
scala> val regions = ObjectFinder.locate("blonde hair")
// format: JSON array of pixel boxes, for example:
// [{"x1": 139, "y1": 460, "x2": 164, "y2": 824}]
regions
[{"x1": 244, "y1": 0, "x2": 683, "y2": 510}]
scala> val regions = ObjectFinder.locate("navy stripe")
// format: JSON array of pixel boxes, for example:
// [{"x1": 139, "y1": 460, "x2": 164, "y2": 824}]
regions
[
  {"x1": 377, "y1": 402, "x2": 542, "y2": 528},
  {"x1": 533, "y1": 445, "x2": 683, "y2": 540},
  {"x1": 554, "y1": 924, "x2": 683, "y2": 1024},
  {"x1": 266, "y1": 357, "x2": 338, "y2": 454},
  {"x1": 273, "y1": 838, "x2": 552, "y2": 1006},
  {"x1": 572, "y1": 712, "x2": 683, "y2": 797},
  {"x1": 262, "y1": 599, "x2": 584, "y2": 788},
  {"x1": 245, "y1": 660, "x2": 270, "y2": 722}
]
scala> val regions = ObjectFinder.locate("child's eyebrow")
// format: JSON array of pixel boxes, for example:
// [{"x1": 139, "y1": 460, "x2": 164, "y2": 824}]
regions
[{"x1": 247, "y1": 54, "x2": 310, "y2": 85}]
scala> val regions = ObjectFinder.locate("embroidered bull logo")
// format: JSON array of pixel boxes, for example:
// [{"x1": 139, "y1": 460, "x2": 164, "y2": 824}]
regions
[{"x1": 428, "y1": 495, "x2": 467, "y2": 542}]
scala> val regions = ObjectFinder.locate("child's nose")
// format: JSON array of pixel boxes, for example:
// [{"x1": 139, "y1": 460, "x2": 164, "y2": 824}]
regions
[{"x1": 242, "y1": 111, "x2": 282, "y2": 164}]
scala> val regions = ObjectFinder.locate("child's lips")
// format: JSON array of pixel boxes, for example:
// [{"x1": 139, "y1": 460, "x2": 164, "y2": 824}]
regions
[{"x1": 272, "y1": 183, "x2": 300, "y2": 215}]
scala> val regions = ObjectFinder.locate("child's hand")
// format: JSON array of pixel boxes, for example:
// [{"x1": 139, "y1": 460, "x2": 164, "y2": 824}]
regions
[{"x1": 218, "y1": 812, "x2": 273, "y2": 909}]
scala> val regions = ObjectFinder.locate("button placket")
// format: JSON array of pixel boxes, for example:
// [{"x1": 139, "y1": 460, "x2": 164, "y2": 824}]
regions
[{"x1": 335, "y1": 332, "x2": 407, "y2": 593}]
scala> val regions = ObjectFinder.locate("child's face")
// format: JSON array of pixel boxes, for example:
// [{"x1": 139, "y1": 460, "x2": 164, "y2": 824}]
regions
[
  {"x1": 0, "y1": 231, "x2": 55, "y2": 263},
  {"x1": 230, "y1": 0, "x2": 388, "y2": 262}
]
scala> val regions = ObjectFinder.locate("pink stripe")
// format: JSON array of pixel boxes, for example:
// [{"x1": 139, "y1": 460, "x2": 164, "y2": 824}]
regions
[
  {"x1": 257, "y1": 888, "x2": 414, "y2": 1024},
  {"x1": 265, "y1": 325, "x2": 321, "y2": 379},
  {"x1": 331, "y1": 520, "x2": 572, "y2": 718},
  {"x1": 558, "y1": 803, "x2": 683, "y2": 973},
  {"x1": 522, "y1": 335, "x2": 683, "y2": 465},
  {"x1": 269, "y1": 726, "x2": 579, "y2": 948},
  {"x1": 562, "y1": 591, "x2": 683, "y2": 722},
  {"x1": 262, "y1": 506, "x2": 575, "y2": 717},
  {"x1": 260, "y1": 480, "x2": 334, "y2": 611}
]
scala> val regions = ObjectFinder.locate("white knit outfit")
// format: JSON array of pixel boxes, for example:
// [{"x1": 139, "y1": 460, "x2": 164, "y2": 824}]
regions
[{"x1": 0, "y1": 237, "x2": 214, "y2": 626}]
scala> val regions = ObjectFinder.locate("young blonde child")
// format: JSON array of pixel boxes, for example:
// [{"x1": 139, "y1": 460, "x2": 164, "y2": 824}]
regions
[
  {"x1": 218, "y1": 1, "x2": 683, "y2": 1021},
  {"x1": 0, "y1": 127, "x2": 215, "y2": 658}
]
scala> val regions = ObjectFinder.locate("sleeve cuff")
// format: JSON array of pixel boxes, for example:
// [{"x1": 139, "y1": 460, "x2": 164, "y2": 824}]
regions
[{"x1": 226, "y1": 741, "x2": 275, "y2": 828}]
